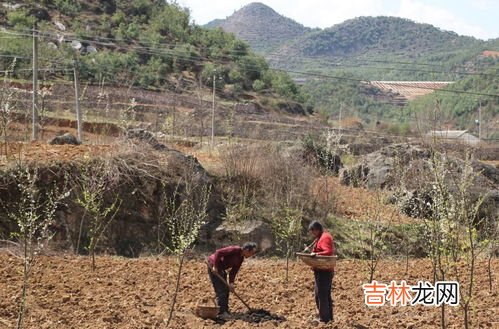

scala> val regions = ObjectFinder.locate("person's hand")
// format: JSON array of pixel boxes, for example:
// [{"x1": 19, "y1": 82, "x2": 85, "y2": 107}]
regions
[
  {"x1": 229, "y1": 283, "x2": 235, "y2": 293},
  {"x1": 310, "y1": 252, "x2": 317, "y2": 257},
  {"x1": 212, "y1": 266, "x2": 218, "y2": 273}
]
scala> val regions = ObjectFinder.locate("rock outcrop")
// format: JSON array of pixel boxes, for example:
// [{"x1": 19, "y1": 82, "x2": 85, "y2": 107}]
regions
[
  {"x1": 340, "y1": 144, "x2": 498, "y2": 220},
  {"x1": 211, "y1": 220, "x2": 274, "y2": 253},
  {"x1": 49, "y1": 133, "x2": 81, "y2": 145}
]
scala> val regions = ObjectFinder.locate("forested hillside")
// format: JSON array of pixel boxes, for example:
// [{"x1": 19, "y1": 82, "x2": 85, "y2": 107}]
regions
[
  {"x1": 406, "y1": 64, "x2": 499, "y2": 136},
  {"x1": 207, "y1": 3, "x2": 496, "y2": 81},
  {"x1": 0, "y1": 0, "x2": 303, "y2": 103},
  {"x1": 300, "y1": 73, "x2": 402, "y2": 123},
  {"x1": 277, "y1": 16, "x2": 480, "y2": 58}
]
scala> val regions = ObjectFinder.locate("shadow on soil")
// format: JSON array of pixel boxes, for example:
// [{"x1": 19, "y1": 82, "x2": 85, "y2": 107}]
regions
[{"x1": 214, "y1": 309, "x2": 286, "y2": 324}]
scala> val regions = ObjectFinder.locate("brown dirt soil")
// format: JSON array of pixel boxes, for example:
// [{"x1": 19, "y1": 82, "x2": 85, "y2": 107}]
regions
[
  {"x1": 1, "y1": 254, "x2": 497, "y2": 329},
  {"x1": 0, "y1": 142, "x2": 117, "y2": 167}
]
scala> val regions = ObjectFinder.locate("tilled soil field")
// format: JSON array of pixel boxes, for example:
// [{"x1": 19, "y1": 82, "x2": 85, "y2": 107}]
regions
[{"x1": 0, "y1": 254, "x2": 498, "y2": 329}]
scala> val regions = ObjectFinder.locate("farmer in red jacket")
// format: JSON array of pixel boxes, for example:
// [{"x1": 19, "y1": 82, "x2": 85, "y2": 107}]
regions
[
  {"x1": 207, "y1": 242, "x2": 257, "y2": 316},
  {"x1": 308, "y1": 221, "x2": 335, "y2": 323}
]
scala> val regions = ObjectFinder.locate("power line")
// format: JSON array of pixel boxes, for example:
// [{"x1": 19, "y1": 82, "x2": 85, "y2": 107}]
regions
[
  {"x1": 6, "y1": 27, "x2": 499, "y2": 77},
  {"x1": 2, "y1": 28, "x2": 499, "y2": 100},
  {"x1": 275, "y1": 68, "x2": 499, "y2": 98}
]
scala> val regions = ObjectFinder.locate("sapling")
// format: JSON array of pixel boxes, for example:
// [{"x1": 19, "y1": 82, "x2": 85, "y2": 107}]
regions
[
  {"x1": 73, "y1": 161, "x2": 121, "y2": 271},
  {"x1": 444, "y1": 158, "x2": 488, "y2": 329},
  {"x1": 358, "y1": 192, "x2": 395, "y2": 283},
  {"x1": 270, "y1": 204, "x2": 303, "y2": 284},
  {"x1": 7, "y1": 166, "x2": 68, "y2": 329},
  {"x1": 421, "y1": 152, "x2": 490, "y2": 329},
  {"x1": 160, "y1": 160, "x2": 211, "y2": 327},
  {"x1": 421, "y1": 152, "x2": 459, "y2": 329}
]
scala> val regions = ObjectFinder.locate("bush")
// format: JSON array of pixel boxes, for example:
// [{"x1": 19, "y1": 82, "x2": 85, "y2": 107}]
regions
[
  {"x1": 54, "y1": 0, "x2": 82, "y2": 17},
  {"x1": 7, "y1": 10, "x2": 35, "y2": 29},
  {"x1": 252, "y1": 79, "x2": 265, "y2": 92}
]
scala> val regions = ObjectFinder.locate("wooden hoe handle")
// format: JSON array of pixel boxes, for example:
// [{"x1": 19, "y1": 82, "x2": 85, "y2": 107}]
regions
[{"x1": 206, "y1": 261, "x2": 252, "y2": 311}]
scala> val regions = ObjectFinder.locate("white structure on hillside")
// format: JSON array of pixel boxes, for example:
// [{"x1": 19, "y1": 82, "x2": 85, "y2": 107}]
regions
[{"x1": 426, "y1": 130, "x2": 480, "y2": 145}]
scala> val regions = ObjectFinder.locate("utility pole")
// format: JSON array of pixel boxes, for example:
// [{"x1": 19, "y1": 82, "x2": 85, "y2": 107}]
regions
[
  {"x1": 73, "y1": 59, "x2": 83, "y2": 142},
  {"x1": 478, "y1": 100, "x2": 482, "y2": 140},
  {"x1": 32, "y1": 25, "x2": 39, "y2": 141},
  {"x1": 211, "y1": 74, "x2": 216, "y2": 146},
  {"x1": 339, "y1": 103, "x2": 343, "y2": 130}
]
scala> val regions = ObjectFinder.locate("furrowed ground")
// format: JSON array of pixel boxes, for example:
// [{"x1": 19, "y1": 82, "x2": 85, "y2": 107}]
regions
[{"x1": 0, "y1": 254, "x2": 498, "y2": 329}]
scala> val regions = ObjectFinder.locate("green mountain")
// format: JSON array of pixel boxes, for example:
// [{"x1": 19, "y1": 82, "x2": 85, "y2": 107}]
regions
[
  {"x1": 207, "y1": 3, "x2": 497, "y2": 80},
  {"x1": 280, "y1": 16, "x2": 479, "y2": 57},
  {"x1": 205, "y1": 2, "x2": 311, "y2": 54}
]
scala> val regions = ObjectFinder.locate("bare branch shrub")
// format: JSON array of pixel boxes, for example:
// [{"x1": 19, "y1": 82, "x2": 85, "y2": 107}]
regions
[
  {"x1": 302, "y1": 131, "x2": 347, "y2": 218},
  {"x1": 219, "y1": 144, "x2": 261, "y2": 231}
]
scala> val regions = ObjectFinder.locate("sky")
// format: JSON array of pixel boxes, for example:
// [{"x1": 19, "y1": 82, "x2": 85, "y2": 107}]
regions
[{"x1": 177, "y1": 0, "x2": 499, "y2": 40}]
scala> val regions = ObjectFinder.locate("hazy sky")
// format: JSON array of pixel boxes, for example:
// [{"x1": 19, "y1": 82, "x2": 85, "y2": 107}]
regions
[{"x1": 178, "y1": 0, "x2": 499, "y2": 40}]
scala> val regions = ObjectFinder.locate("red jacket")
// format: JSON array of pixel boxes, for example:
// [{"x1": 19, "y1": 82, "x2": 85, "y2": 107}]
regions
[
  {"x1": 208, "y1": 246, "x2": 244, "y2": 283},
  {"x1": 313, "y1": 230, "x2": 334, "y2": 256}
]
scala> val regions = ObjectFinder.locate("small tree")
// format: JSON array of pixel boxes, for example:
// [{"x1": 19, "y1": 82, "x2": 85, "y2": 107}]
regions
[
  {"x1": 360, "y1": 219, "x2": 387, "y2": 283},
  {"x1": 0, "y1": 59, "x2": 17, "y2": 158},
  {"x1": 7, "y1": 166, "x2": 68, "y2": 329},
  {"x1": 74, "y1": 161, "x2": 121, "y2": 271},
  {"x1": 358, "y1": 192, "x2": 396, "y2": 282},
  {"x1": 421, "y1": 152, "x2": 458, "y2": 329},
  {"x1": 161, "y1": 160, "x2": 211, "y2": 327},
  {"x1": 400, "y1": 223, "x2": 420, "y2": 274},
  {"x1": 444, "y1": 158, "x2": 488, "y2": 329},
  {"x1": 119, "y1": 97, "x2": 137, "y2": 131},
  {"x1": 271, "y1": 204, "x2": 303, "y2": 284},
  {"x1": 421, "y1": 152, "x2": 490, "y2": 329}
]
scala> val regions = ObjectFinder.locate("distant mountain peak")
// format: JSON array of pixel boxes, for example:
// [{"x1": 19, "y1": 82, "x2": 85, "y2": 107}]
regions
[
  {"x1": 205, "y1": 2, "x2": 310, "y2": 53},
  {"x1": 237, "y1": 2, "x2": 279, "y2": 14}
]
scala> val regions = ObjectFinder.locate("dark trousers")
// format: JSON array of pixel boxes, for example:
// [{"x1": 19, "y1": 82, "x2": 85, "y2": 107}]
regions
[
  {"x1": 208, "y1": 268, "x2": 229, "y2": 314},
  {"x1": 314, "y1": 270, "x2": 334, "y2": 323}
]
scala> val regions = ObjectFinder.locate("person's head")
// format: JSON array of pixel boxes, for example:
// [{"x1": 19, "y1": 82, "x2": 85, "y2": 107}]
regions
[
  {"x1": 308, "y1": 221, "x2": 324, "y2": 238},
  {"x1": 242, "y1": 242, "x2": 257, "y2": 258}
]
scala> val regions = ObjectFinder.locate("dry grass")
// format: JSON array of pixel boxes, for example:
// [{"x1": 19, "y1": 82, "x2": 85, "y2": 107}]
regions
[{"x1": 313, "y1": 177, "x2": 414, "y2": 224}]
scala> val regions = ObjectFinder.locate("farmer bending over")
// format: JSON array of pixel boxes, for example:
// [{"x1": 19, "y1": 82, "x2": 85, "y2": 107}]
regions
[
  {"x1": 308, "y1": 221, "x2": 335, "y2": 323},
  {"x1": 207, "y1": 242, "x2": 257, "y2": 316}
]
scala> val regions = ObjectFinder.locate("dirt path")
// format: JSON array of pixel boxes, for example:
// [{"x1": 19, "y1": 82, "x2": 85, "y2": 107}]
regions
[{"x1": 1, "y1": 254, "x2": 497, "y2": 328}]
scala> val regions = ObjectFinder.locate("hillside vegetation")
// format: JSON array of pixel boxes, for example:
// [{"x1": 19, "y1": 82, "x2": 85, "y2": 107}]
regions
[
  {"x1": 300, "y1": 73, "x2": 402, "y2": 123},
  {"x1": 406, "y1": 65, "x2": 499, "y2": 135},
  {"x1": 276, "y1": 16, "x2": 481, "y2": 61},
  {"x1": 0, "y1": 0, "x2": 304, "y2": 103},
  {"x1": 207, "y1": 3, "x2": 497, "y2": 80}
]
